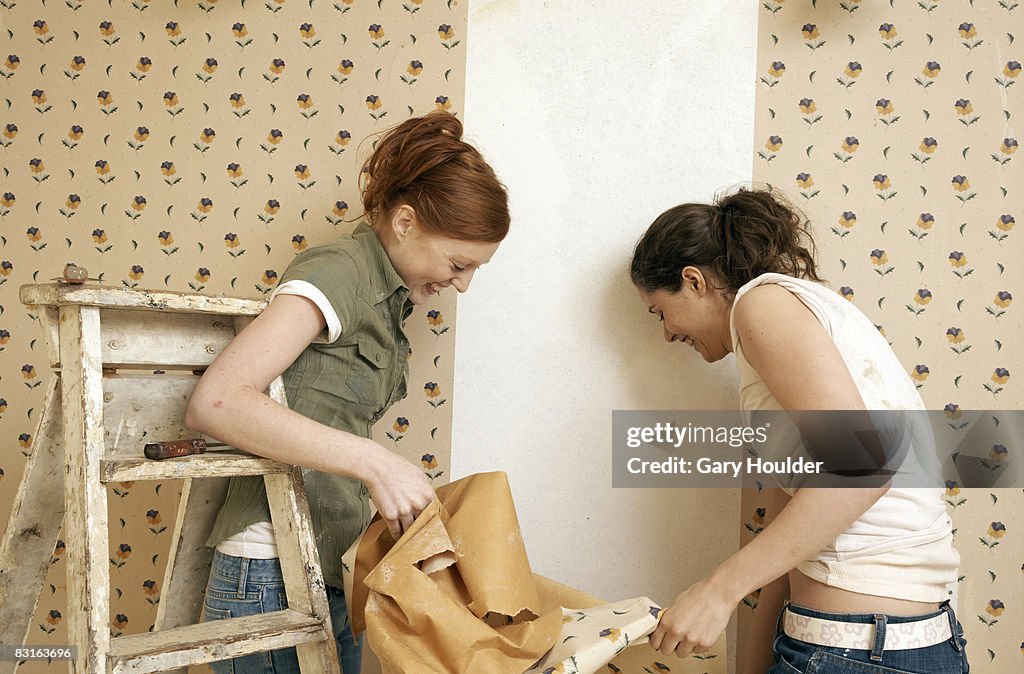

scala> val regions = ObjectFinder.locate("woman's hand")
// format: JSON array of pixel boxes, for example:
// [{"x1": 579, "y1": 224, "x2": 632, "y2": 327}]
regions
[
  {"x1": 363, "y1": 443, "x2": 436, "y2": 539},
  {"x1": 649, "y1": 578, "x2": 734, "y2": 658}
]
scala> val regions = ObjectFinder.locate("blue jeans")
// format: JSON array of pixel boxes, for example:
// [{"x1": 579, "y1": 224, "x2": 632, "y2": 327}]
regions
[
  {"x1": 203, "y1": 550, "x2": 363, "y2": 673},
  {"x1": 768, "y1": 602, "x2": 969, "y2": 674}
]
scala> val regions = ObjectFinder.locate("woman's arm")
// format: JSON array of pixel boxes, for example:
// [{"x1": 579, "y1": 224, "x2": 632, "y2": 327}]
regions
[
  {"x1": 185, "y1": 294, "x2": 435, "y2": 537},
  {"x1": 650, "y1": 284, "x2": 889, "y2": 657}
]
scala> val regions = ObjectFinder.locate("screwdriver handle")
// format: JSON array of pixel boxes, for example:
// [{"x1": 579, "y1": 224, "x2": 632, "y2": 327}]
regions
[{"x1": 144, "y1": 438, "x2": 208, "y2": 460}]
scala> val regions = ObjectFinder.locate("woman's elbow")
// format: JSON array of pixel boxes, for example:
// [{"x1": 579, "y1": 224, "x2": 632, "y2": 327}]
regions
[
  {"x1": 185, "y1": 381, "x2": 219, "y2": 434},
  {"x1": 184, "y1": 397, "x2": 205, "y2": 434}
]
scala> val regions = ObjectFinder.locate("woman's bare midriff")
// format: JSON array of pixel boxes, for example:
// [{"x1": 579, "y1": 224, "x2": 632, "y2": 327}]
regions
[{"x1": 789, "y1": 569, "x2": 941, "y2": 617}]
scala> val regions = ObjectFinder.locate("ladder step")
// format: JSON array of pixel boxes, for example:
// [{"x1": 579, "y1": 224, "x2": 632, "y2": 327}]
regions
[
  {"x1": 101, "y1": 453, "x2": 291, "y2": 482},
  {"x1": 108, "y1": 608, "x2": 328, "y2": 673}
]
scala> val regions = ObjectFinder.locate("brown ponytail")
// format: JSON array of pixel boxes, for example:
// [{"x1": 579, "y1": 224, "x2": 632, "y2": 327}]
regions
[
  {"x1": 630, "y1": 186, "x2": 822, "y2": 297},
  {"x1": 360, "y1": 111, "x2": 509, "y2": 242}
]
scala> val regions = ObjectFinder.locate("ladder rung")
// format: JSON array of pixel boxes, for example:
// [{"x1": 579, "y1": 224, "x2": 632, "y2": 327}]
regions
[
  {"x1": 101, "y1": 453, "x2": 291, "y2": 482},
  {"x1": 108, "y1": 608, "x2": 327, "y2": 673}
]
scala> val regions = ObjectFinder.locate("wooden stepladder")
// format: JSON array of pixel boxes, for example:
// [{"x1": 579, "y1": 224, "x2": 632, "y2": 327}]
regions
[{"x1": 0, "y1": 284, "x2": 341, "y2": 673}]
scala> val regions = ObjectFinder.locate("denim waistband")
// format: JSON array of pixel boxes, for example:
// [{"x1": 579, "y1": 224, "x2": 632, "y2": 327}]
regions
[{"x1": 211, "y1": 550, "x2": 286, "y2": 585}]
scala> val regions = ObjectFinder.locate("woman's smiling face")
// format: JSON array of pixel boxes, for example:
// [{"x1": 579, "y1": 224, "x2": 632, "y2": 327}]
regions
[
  {"x1": 636, "y1": 267, "x2": 732, "y2": 363},
  {"x1": 383, "y1": 205, "x2": 500, "y2": 304}
]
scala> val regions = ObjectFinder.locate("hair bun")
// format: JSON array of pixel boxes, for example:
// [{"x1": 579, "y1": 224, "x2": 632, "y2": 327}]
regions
[
  {"x1": 425, "y1": 110, "x2": 463, "y2": 140},
  {"x1": 360, "y1": 111, "x2": 509, "y2": 241},
  {"x1": 631, "y1": 186, "x2": 822, "y2": 297}
]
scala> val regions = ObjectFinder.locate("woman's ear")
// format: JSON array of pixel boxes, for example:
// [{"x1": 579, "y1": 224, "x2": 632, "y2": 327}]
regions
[
  {"x1": 680, "y1": 266, "x2": 706, "y2": 295},
  {"x1": 391, "y1": 204, "x2": 417, "y2": 239}
]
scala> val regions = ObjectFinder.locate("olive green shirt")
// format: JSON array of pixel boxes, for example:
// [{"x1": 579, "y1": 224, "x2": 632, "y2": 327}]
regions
[{"x1": 206, "y1": 223, "x2": 412, "y2": 588}]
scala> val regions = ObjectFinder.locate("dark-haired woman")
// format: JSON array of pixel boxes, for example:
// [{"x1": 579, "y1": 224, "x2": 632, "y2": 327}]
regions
[
  {"x1": 633, "y1": 188, "x2": 966, "y2": 674},
  {"x1": 186, "y1": 111, "x2": 508, "y2": 673}
]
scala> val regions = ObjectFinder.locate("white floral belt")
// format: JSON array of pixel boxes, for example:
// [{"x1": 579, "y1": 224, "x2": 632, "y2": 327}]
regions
[{"x1": 783, "y1": 607, "x2": 951, "y2": 651}]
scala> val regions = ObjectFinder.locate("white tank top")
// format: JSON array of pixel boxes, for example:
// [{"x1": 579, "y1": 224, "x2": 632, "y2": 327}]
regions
[{"x1": 729, "y1": 273, "x2": 959, "y2": 602}]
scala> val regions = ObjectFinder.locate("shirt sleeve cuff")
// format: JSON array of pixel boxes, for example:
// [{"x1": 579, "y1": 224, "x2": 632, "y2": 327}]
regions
[{"x1": 270, "y1": 279, "x2": 343, "y2": 343}]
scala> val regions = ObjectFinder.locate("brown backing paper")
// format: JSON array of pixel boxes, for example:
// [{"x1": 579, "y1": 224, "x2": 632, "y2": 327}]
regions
[
  {"x1": 343, "y1": 472, "x2": 726, "y2": 674},
  {"x1": 346, "y1": 472, "x2": 564, "y2": 673}
]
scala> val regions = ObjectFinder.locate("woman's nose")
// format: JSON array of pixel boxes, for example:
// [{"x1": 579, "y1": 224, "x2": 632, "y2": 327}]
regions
[{"x1": 452, "y1": 268, "x2": 475, "y2": 293}]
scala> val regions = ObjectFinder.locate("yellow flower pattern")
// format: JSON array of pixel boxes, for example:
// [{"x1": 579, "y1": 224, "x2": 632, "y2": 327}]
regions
[
  {"x1": 747, "y1": 3, "x2": 1021, "y2": 671},
  {"x1": 0, "y1": 0, "x2": 466, "y2": 667},
  {"x1": 525, "y1": 597, "x2": 718, "y2": 674}
]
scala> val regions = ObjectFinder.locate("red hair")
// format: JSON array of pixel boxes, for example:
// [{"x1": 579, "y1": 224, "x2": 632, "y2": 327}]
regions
[{"x1": 361, "y1": 111, "x2": 509, "y2": 242}]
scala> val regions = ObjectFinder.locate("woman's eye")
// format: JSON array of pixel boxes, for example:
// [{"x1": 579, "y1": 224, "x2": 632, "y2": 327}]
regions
[{"x1": 451, "y1": 264, "x2": 465, "y2": 272}]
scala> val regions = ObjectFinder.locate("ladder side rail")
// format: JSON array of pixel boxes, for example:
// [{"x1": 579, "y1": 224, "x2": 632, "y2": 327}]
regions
[
  {"x1": 0, "y1": 379, "x2": 65, "y2": 673},
  {"x1": 59, "y1": 305, "x2": 111, "y2": 673},
  {"x1": 265, "y1": 376, "x2": 341, "y2": 673}
]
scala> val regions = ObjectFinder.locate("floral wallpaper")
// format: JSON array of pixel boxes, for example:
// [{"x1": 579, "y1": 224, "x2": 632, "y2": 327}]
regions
[
  {"x1": 0, "y1": 0, "x2": 466, "y2": 670},
  {"x1": 742, "y1": 1, "x2": 1022, "y2": 672}
]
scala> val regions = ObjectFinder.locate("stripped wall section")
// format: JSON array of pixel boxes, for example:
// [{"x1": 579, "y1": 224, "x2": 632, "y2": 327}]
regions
[{"x1": 458, "y1": 4, "x2": 756, "y2": 673}]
